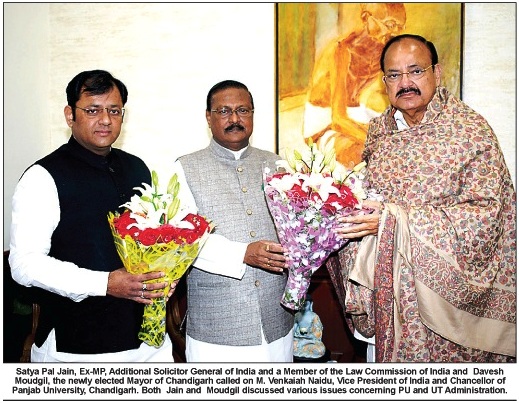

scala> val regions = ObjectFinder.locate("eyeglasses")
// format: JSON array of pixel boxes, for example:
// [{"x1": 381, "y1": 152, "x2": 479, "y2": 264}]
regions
[
  {"x1": 383, "y1": 65, "x2": 434, "y2": 83},
  {"x1": 75, "y1": 106, "x2": 125, "y2": 118},
  {"x1": 210, "y1": 107, "x2": 254, "y2": 118}
]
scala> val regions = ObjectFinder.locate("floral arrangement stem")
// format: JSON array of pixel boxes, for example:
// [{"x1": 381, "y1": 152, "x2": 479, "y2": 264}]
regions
[
  {"x1": 139, "y1": 296, "x2": 168, "y2": 347},
  {"x1": 282, "y1": 267, "x2": 316, "y2": 311}
]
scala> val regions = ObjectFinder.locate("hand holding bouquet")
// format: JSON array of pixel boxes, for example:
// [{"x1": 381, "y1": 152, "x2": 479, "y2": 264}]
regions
[
  {"x1": 263, "y1": 139, "x2": 378, "y2": 310},
  {"x1": 108, "y1": 171, "x2": 212, "y2": 347}
]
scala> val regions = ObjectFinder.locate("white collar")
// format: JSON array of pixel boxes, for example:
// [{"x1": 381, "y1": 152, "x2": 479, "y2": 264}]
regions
[
  {"x1": 231, "y1": 146, "x2": 248, "y2": 160},
  {"x1": 393, "y1": 110, "x2": 410, "y2": 130}
]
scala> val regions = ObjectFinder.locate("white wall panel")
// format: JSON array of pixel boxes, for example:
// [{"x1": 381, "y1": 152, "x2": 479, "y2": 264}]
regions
[{"x1": 463, "y1": 3, "x2": 516, "y2": 186}]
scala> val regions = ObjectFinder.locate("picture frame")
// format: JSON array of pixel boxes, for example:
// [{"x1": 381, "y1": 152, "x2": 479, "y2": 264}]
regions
[{"x1": 277, "y1": 3, "x2": 463, "y2": 168}]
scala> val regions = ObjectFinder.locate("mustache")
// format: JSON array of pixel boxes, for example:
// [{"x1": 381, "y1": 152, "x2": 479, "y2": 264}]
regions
[
  {"x1": 225, "y1": 123, "x2": 245, "y2": 132},
  {"x1": 396, "y1": 87, "x2": 421, "y2": 97}
]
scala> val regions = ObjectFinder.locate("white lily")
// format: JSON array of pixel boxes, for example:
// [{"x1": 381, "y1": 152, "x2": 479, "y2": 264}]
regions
[
  {"x1": 130, "y1": 208, "x2": 166, "y2": 229},
  {"x1": 120, "y1": 194, "x2": 152, "y2": 216},
  {"x1": 269, "y1": 173, "x2": 302, "y2": 193},
  {"x1": 322, "y1": 139, "x2": 336, "y2": 168},
  {"x1": 282, "y1": 151, "x2": 297, "y2": 173},
  {"x1": 331, "y1": 163, "x2": 350, "y2": 183},
  {"x1": 301, "y1": 173, "x2": 339, "y2": 202},
  {"x1": 311, "y1": 150, "x2": 325, "y2": 173},
  {"x1": 120, "y1": 183, "x2": 154, "y2": 210},
  {"x1": 118, "y1": 170, "x2": 189, "y2": 229},
  {"x1": 347, "y1": 176, "x2": 368, "y2": 201}
]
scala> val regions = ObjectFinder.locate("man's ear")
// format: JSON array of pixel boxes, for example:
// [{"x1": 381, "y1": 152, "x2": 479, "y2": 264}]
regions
[
  {"x1": 382, "y1": 76, "x2": 389, "y2": 95},
  {"x1": 64, "y1": 105, "x2": 74, "y2": 128},
  {"x1": 433, "y1": 64, "x2": 442, "y2": 87},
  {"x1": 205, "y1": 110, "x2": 211, "y2": 128}
]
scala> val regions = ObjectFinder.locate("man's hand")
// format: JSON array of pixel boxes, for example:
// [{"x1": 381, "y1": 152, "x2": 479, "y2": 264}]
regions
[
  {"x1": 334, "y1": 200, "x2": 384, "y2": 239},
  {"x1": 107, "y1": 268, "x2": 173, "y2": 304},
  {"x1": 244, "y1": 241, "x2": 287, "y2": 273}
]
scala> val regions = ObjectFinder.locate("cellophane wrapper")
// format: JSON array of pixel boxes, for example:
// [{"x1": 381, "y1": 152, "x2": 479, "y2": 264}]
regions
[{"x1": 108, "y1": 214, "x2": 210, "y2": 347}]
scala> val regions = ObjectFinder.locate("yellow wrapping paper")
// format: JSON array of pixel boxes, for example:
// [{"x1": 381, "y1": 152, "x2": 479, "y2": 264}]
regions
[{"x1": 108, "y1": 212, "x2": 209, "y2": 347}]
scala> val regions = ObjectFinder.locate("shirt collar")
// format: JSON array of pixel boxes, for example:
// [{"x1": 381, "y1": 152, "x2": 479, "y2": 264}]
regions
[
  {"x1": 209, "y1": 138, "x2": 250, "y2": 160},
  {"x1": 230, "y1": 147, "x2": 248, "y2": 160},
  {"x1": 393, "y1": 110, "x2": 410, "y2": 130}
]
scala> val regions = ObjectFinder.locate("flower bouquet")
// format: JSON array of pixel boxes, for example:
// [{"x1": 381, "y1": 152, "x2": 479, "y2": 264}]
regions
[
  {"x1": 108, "y1": 171, "x2": 212, "y2": 347},
  {"x1": 263, "y1": 139, "x2": 378, "y2": 310}
]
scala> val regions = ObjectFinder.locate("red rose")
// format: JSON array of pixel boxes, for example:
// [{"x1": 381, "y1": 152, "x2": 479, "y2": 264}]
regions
[
  {"x1": 146, "y1": 214, "x2": 211, "y2": 246},
  {"x1": 116, "y1": 212, "x2": 210, "y2": 246},
  {"x1": 337, "y1": 186, "x2": 358, "y2": 207},
  {"x1": 323, "y1": 193, "x2": 340, "y2": 214},
  {"x1": 177, "y1": 229, "x2": 197, "y2": 244},
  {"x1": 183, "y1": 213, "x2": 210, "y2": 238},
  {"x1": 322, "y1": 185, "x2": 358, "y2": 213},
  {"x1": 287, "y1": 182, "x2": 307, "y2": 199},
  {"x1": 138, "y1": 227, "x2": 161, "y2": 246},
  {"x1": 158, "y1": 225, "x2": 183, "y2": 244},
  {"x1": 272, "y1": 172, "x2": 289, "y2": 180},
  {"x1": 113, "y1": 211, "x2": 140, "y2": 239}
]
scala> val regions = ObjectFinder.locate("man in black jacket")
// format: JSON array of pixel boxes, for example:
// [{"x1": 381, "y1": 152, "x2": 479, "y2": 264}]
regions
[{"x1": 9, "y1": 70, "x2": 174, "y2": 362}]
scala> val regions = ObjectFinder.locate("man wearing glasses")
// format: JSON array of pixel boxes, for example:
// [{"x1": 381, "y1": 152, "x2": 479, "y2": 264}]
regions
[
  {"x1": 332, "y1": 34, "x2": 516, "y2": 362},
  {"x1": 173, "y1": 80, "x2": 294, "y2": 362},
  {"x1": 9, "y1": 70, "x2": 174, "y2": 362}
]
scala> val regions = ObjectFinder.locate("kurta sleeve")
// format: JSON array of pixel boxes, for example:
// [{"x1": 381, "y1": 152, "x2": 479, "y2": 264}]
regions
[
  {"x1": 172, "y1": 160, "x2": 246, "y2": 280},
  {"x1": 9, "y1": 165, "x2": 109, "y2": 302}
]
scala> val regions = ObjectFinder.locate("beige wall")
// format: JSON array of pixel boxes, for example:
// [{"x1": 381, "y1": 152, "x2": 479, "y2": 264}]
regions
[
  {"x1": 463, "y1": 3, "x2": 516, "y2": 182},
  {"x1": 3, "y1": 3, "x2": 516, "y2": 250}
]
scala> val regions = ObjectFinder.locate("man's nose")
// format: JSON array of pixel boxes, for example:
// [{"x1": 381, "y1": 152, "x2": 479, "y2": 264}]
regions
[
  {"x1": 400, "y1": 72, "x2": 413, "y2": 85},
  {"x1": 228, "y1": 110, "x2": 240, "y2": 122},
  {"x1": 99, "y1": 108, "x2": 112, "y2": 124}
]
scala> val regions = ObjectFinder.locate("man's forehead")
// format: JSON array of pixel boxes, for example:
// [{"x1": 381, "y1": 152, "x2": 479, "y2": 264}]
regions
[
  {"x1": 212, "y1": 88, "x2": 251, "y2": 103},
  {"x1": 387, "y1": 38, "x2": 428, "y2": 55},
  {"x1": 384, "y1": 41, "x2": 433, "y2": 70},
  {"x1": 79, "y1": 88, "x2": 122, "y2": 104}
]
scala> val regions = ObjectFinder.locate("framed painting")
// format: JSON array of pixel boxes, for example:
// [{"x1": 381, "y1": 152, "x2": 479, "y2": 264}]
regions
[{"x1": 277, "y1": 3, "x2": 463, "y2": 168}]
